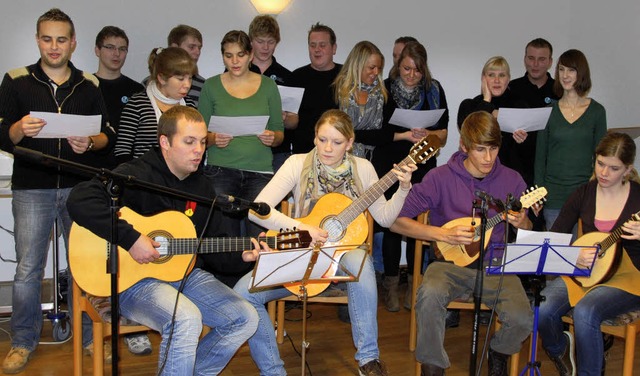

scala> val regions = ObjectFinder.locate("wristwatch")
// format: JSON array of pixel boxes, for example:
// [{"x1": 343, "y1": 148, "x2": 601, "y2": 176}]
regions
[{"x1": 86, "y1": 136, "x2": 95, "y2": 152}]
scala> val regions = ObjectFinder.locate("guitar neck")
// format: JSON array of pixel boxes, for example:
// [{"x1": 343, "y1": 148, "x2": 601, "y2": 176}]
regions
[
  {"x1": 474, "y1": 212, "x2": 504, "y2": 237},
  {"x1": 167, "y1": 236, "x2": 276, "y2": 255},
  {"x1": 337, "y1": 155, "x2": 413, "y2": 225}
]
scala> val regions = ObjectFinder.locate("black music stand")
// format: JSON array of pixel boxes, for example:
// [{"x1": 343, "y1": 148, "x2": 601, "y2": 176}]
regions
[
  {"x1": 487, "y1": 232, "x2": 598, "y2": 376},
  {"x1": 249, "y1": 244, "x2": 367, "y2": 376}
]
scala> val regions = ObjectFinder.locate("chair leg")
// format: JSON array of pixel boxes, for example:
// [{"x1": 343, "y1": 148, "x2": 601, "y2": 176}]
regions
[
  {"x1": 93, "y1": 322, "x2": 104, "y2": 376},
  {"x1": 276, "y1": 300, "x2": 286, "y2": 344},
  {"x1": 267, "y1": 301, "x2": 276, "y2": 327},
  {"x1": 509, "y1": 351, "x2": 520, "y2": 376},
  {"x1": 622, "y1": 324, "x2": 636, "y2": 376},
  {"x1": 73, "y1": 287, "x2": 83, "y2": 376},
  {"x1": 415, "y1": 360, "x2": 421, "y2": 375}
]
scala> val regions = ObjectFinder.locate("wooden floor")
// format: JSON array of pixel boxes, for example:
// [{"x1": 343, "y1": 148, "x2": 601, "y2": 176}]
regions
[{"x1": 0, "y1": 281, "x2": 637, "y2": 375}]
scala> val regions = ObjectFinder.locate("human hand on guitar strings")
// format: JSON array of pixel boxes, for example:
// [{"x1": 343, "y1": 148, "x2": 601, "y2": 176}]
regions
[
  {"x1": 576, "y1": 247, "x2": 597, "y2": 269},
  {"x1": 621, "y1": 220, "x2": 640, "y2": 240},
  {"x1": 392, "y1": 162, "x2": 418, "y2": 190},
  {"x1": 242, "y1": 232, "x2": 273, "y2": 262},
  {"x1": 437, "y1": 225, "x2": 475, "y2": 246},
  {"x1": 296, "y1": 223, "x2": 328, "y2": 246},
  {"x1": 129, "y1": 235, "x2": 161, "y2": 264}
]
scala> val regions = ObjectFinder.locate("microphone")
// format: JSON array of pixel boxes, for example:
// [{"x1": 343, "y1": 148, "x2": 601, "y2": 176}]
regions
[
  {"x1": 474, "y1": 190, "x2": 495, "y2": 204},
  {"x1": 216, "y1": 194, "x2": 271, "y2": 216}
]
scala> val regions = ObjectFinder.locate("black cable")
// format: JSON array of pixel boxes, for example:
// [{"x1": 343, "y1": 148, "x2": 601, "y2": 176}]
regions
[{"x1": 284, "y1": 324, "x2": 313, "y2": 376}]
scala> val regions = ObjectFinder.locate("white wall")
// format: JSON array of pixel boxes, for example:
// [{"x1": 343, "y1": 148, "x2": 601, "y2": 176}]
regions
[{"x1": 1, "y1": 0, "x2": 638, "y2": 162}]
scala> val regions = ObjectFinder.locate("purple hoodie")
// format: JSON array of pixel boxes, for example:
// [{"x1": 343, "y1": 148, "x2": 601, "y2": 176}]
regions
[{"x1": 399, "y1": 151, "x2": 527, "y2": 244}]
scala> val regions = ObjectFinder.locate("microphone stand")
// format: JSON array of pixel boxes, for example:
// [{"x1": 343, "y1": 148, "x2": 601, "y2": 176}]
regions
[
  {"x1": 12, "y1": 147, "x2": 227, "y2": 375},
  {"x1": 469, "y1": 197, "x2": 488, "y2": 376}
]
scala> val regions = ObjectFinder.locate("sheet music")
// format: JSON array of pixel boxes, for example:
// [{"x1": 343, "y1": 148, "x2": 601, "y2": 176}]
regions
[
  {"x1": 516, "y1": 229, "x2": 572, "y2": 245},
  {"x1": 208, "y1": 115, "x2": 269, "y2": 136},
  {"x1": 31, "y1": 111, "x2": 102, "y2": 138},
  {"x1": 496, "y1": 107, "x2": 552, "y2": 133},
  {"x1": 388, "y1": 108, "x2": 445, "y2": 129},
  {"x1": 278, "y1": 85, "x2": 305, "y2": 114}
]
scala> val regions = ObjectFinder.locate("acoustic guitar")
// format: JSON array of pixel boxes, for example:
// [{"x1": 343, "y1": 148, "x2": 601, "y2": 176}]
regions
[
  {"x1": 69, "y1": 207, "x2": 311, "y2": 296},
  {"x1": 278, "y1": 134, "x2": 442, "y2": 297},
  {"x1": 569, "y1": 210, "x2": 640, "y2": 287},
  {"x1": 433, "y1": 186, "x2": 547, "y2": 266}
]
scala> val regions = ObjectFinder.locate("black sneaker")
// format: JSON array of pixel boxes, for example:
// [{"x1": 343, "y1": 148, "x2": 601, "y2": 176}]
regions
[
  {"x1": 488, "y1": 348, "x2": 509, "y2": 376},
  {"x1": 358, "y1": 359, "x2": 387, "y2": 376},
  {"x1": 545, "y1": 331, "x2": 575, "y2": 376},
  {"x1": 337, "y1": 304, "x2": 350, "y2": 323}
]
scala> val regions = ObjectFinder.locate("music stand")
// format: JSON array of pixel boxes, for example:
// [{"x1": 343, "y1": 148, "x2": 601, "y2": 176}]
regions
[
  {"x1": 486, "y1": 232, "x2": 598, "y2": 376},
  {"x1": 249, "y1": 244, "x2": 368, "y2": 376}
]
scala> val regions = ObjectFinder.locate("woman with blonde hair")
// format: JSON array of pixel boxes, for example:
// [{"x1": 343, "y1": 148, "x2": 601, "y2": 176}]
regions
[
  {"x1": 235, "y1": 108, "x2": 417, "y2": 376},
  {"x1": 333, "y1": 41, "x2": 388, "y2": 160},
  {"x1": 538, "y1": 132, "x2": 640, "y2": 375}
]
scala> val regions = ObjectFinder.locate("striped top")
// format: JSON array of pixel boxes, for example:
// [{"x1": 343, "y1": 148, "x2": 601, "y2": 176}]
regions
[{"x1": 114, "y1": 91, "x2": 195, "y2": 162}]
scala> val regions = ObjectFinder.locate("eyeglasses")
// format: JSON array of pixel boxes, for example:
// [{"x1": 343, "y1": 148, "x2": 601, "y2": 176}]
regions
[{"x1": 101, "y1": 44, "x2": 128, "y2": 53}]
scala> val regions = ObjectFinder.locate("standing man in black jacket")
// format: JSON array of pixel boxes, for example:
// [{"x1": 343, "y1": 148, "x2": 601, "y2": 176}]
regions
[{"x1": 0, "y1": 8, "x2": 115, "y2": 374}]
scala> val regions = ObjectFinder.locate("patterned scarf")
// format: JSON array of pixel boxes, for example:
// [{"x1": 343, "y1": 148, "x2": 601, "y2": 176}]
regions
[
  {"x1": 390, "y1": 77, "x2": 441, "y2": 112},
  {"x1": 297, "y1": 149, "x2": 363, "y2": 217},
  {"x1": 341, "y1": 80, "x2": 384, "y2": 159}
]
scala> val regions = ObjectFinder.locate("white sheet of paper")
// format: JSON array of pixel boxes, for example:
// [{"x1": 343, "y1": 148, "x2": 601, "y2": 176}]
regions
[
  {"x1": 278, "y1": 86, "x2": 305, "y2": 114},
  {"x1": 208, "y1": 115, "x2": 269, "y2": 137},
  {"x1": 31, "y1": 111, "x2": 101, "y2": 138},
  {"x1": 389, "y1": 108, "x2": 445, "y2": 129},
  {"x1": 515, "y1": 229, "x2": 572, "y2": 246},
  {"x1": 496, "y1": 107, "x2": 552, "y2": 133}
]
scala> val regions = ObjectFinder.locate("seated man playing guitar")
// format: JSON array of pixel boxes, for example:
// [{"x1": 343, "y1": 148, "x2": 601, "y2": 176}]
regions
[
  {"x1": 390, "y1": 111, "x2": 534, "y2": 376},
  {"x1": 538, "y1": 132, "x2": 640, "y2": 376},
  {"x1": 66, "y1": 106, "x2": 263, "y2": 375},
  {"x1": 235, "y1": 109, "x2": 419, "y2": 376}
]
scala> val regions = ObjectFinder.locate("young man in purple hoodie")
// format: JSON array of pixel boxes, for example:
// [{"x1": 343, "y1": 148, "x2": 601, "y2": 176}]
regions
[{"x1": 390, "y1": 111, "x2": 533, "y2": 376}]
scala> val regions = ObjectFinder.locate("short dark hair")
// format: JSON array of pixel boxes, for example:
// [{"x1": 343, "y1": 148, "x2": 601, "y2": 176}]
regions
[
  {"x1": 158, "y1": 105, "x2": 205, "y2": 143},
  {"x1": 167, "y1": 24, "x2": 202, "y2": 46},
  {"x1": 460, "y1": 111, "x2": 502, "y2": 150},
  {"x1": 249, "y1": 15, "x2": 281, "y2": 43},
  {"x1": 37, "y1": 8, "x2": 75, "y2": 37},
  {"x1": 95, "y1": 26, "x2": 129, "y2": 48},
  {"x1": 220, "y1": 30, "x2": 252, "y2": 54},
  {"x1": 553, "y1": 49, "x2": 592, "y2": 97},
  {"x1": 525, "y1": 38, "x2": 553, "y2": 57},
  {"x1": 394, "y1": 36, "x2": 418, "y2": 45},
  {"x1": 308, "y1": 22, "x2": 336, "y2": 46}
]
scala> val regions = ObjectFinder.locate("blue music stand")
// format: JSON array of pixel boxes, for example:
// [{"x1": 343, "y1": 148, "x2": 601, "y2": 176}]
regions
[{"x1": 487, "y1": 237, "x2": 598, "y2": 376}]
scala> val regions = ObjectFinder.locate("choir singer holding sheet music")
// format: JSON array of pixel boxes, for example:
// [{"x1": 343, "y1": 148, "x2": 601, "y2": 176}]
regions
[{"x1": 198, "y1": 30, "x2": 284, "y2": 286}]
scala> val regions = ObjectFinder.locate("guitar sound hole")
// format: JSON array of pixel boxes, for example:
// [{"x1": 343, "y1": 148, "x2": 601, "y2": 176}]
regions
[
  {"x1": 151, "y1": 233, "x2": 173, "y2": 264},
  {"x1": 321, "y1": 216, "x2": 346, "y2": 243}
]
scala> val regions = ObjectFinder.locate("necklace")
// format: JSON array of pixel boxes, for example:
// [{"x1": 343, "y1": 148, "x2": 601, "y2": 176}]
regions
[{"x1": 562, "y1": 98, "x2": 583, "y2": 119}]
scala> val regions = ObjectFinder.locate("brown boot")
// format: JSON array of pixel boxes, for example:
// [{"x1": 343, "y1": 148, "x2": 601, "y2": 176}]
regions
[
  {"x1": 383, "y1": 276, "x2": 400, "y2": 312},
  {"x1": 421, "y1": 363, "x2": 444, "y2": 376}
]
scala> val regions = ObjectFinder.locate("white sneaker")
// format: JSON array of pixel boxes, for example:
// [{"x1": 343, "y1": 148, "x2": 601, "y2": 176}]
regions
[{"x1": 124, "y1": 333, "x2": 152, "y2": 355}]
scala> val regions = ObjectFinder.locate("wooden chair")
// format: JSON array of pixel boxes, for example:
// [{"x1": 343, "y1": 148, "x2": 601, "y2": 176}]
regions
[
  {"x1": 72, "y1": 278, "x2": 151, "y2": 376},
  {"x1": 559, "y1": 219, "x2": 640, "y2": 376},
  {"x1": 267, "y1": 200, "x2": 374, "y2": 344},
  {"x1": 409, "y1": 211, "x2": 520, "y2": 376}
]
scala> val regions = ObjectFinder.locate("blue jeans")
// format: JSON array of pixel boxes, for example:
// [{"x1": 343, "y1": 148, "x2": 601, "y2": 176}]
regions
[
  {"x1": 538, "y1": 278, "x2": 640, "y2": 376},
  {"x1": 119, "y1": 268, "x2": 258, "y2": 375},
  {"x1": 233, "y1": 249, "x2": 380, "y2": 375},
  {"x1": 10, "y1": 188, "x2": 91, "y2": 350}
]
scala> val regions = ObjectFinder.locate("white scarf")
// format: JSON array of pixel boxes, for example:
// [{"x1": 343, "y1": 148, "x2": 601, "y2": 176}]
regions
[{"x1": 146, "y1": 81, "x2": 186, "y2": 122}]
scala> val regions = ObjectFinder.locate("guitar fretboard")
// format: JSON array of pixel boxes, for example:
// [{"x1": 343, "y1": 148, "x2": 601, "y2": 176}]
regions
[{"x1": 164, "y1": 236, "x2": 277, "y2": 255}]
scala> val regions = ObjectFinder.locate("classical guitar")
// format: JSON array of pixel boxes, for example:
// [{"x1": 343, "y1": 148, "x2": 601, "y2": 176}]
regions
[
  {"x1": 277, "y1": 134, "x2": 441, "y2": 297},
  {"x1": 433, "y1": 186, "x2": 547, "y2": 267},
  {"x1": 569, "y1": 210, "x2": 640, "y2": 288},
  {"x1": 69, "y1": 207, "x2": 311, "y2": 296}
]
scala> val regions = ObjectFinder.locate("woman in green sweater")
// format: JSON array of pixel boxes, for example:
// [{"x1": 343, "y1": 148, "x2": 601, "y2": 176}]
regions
[
  {"x1": 535, "y1": 49, "x2": 607, "y2": 229},
  {"x1": 198, "y1": 30, "x2": 284, "y2": 285}
]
